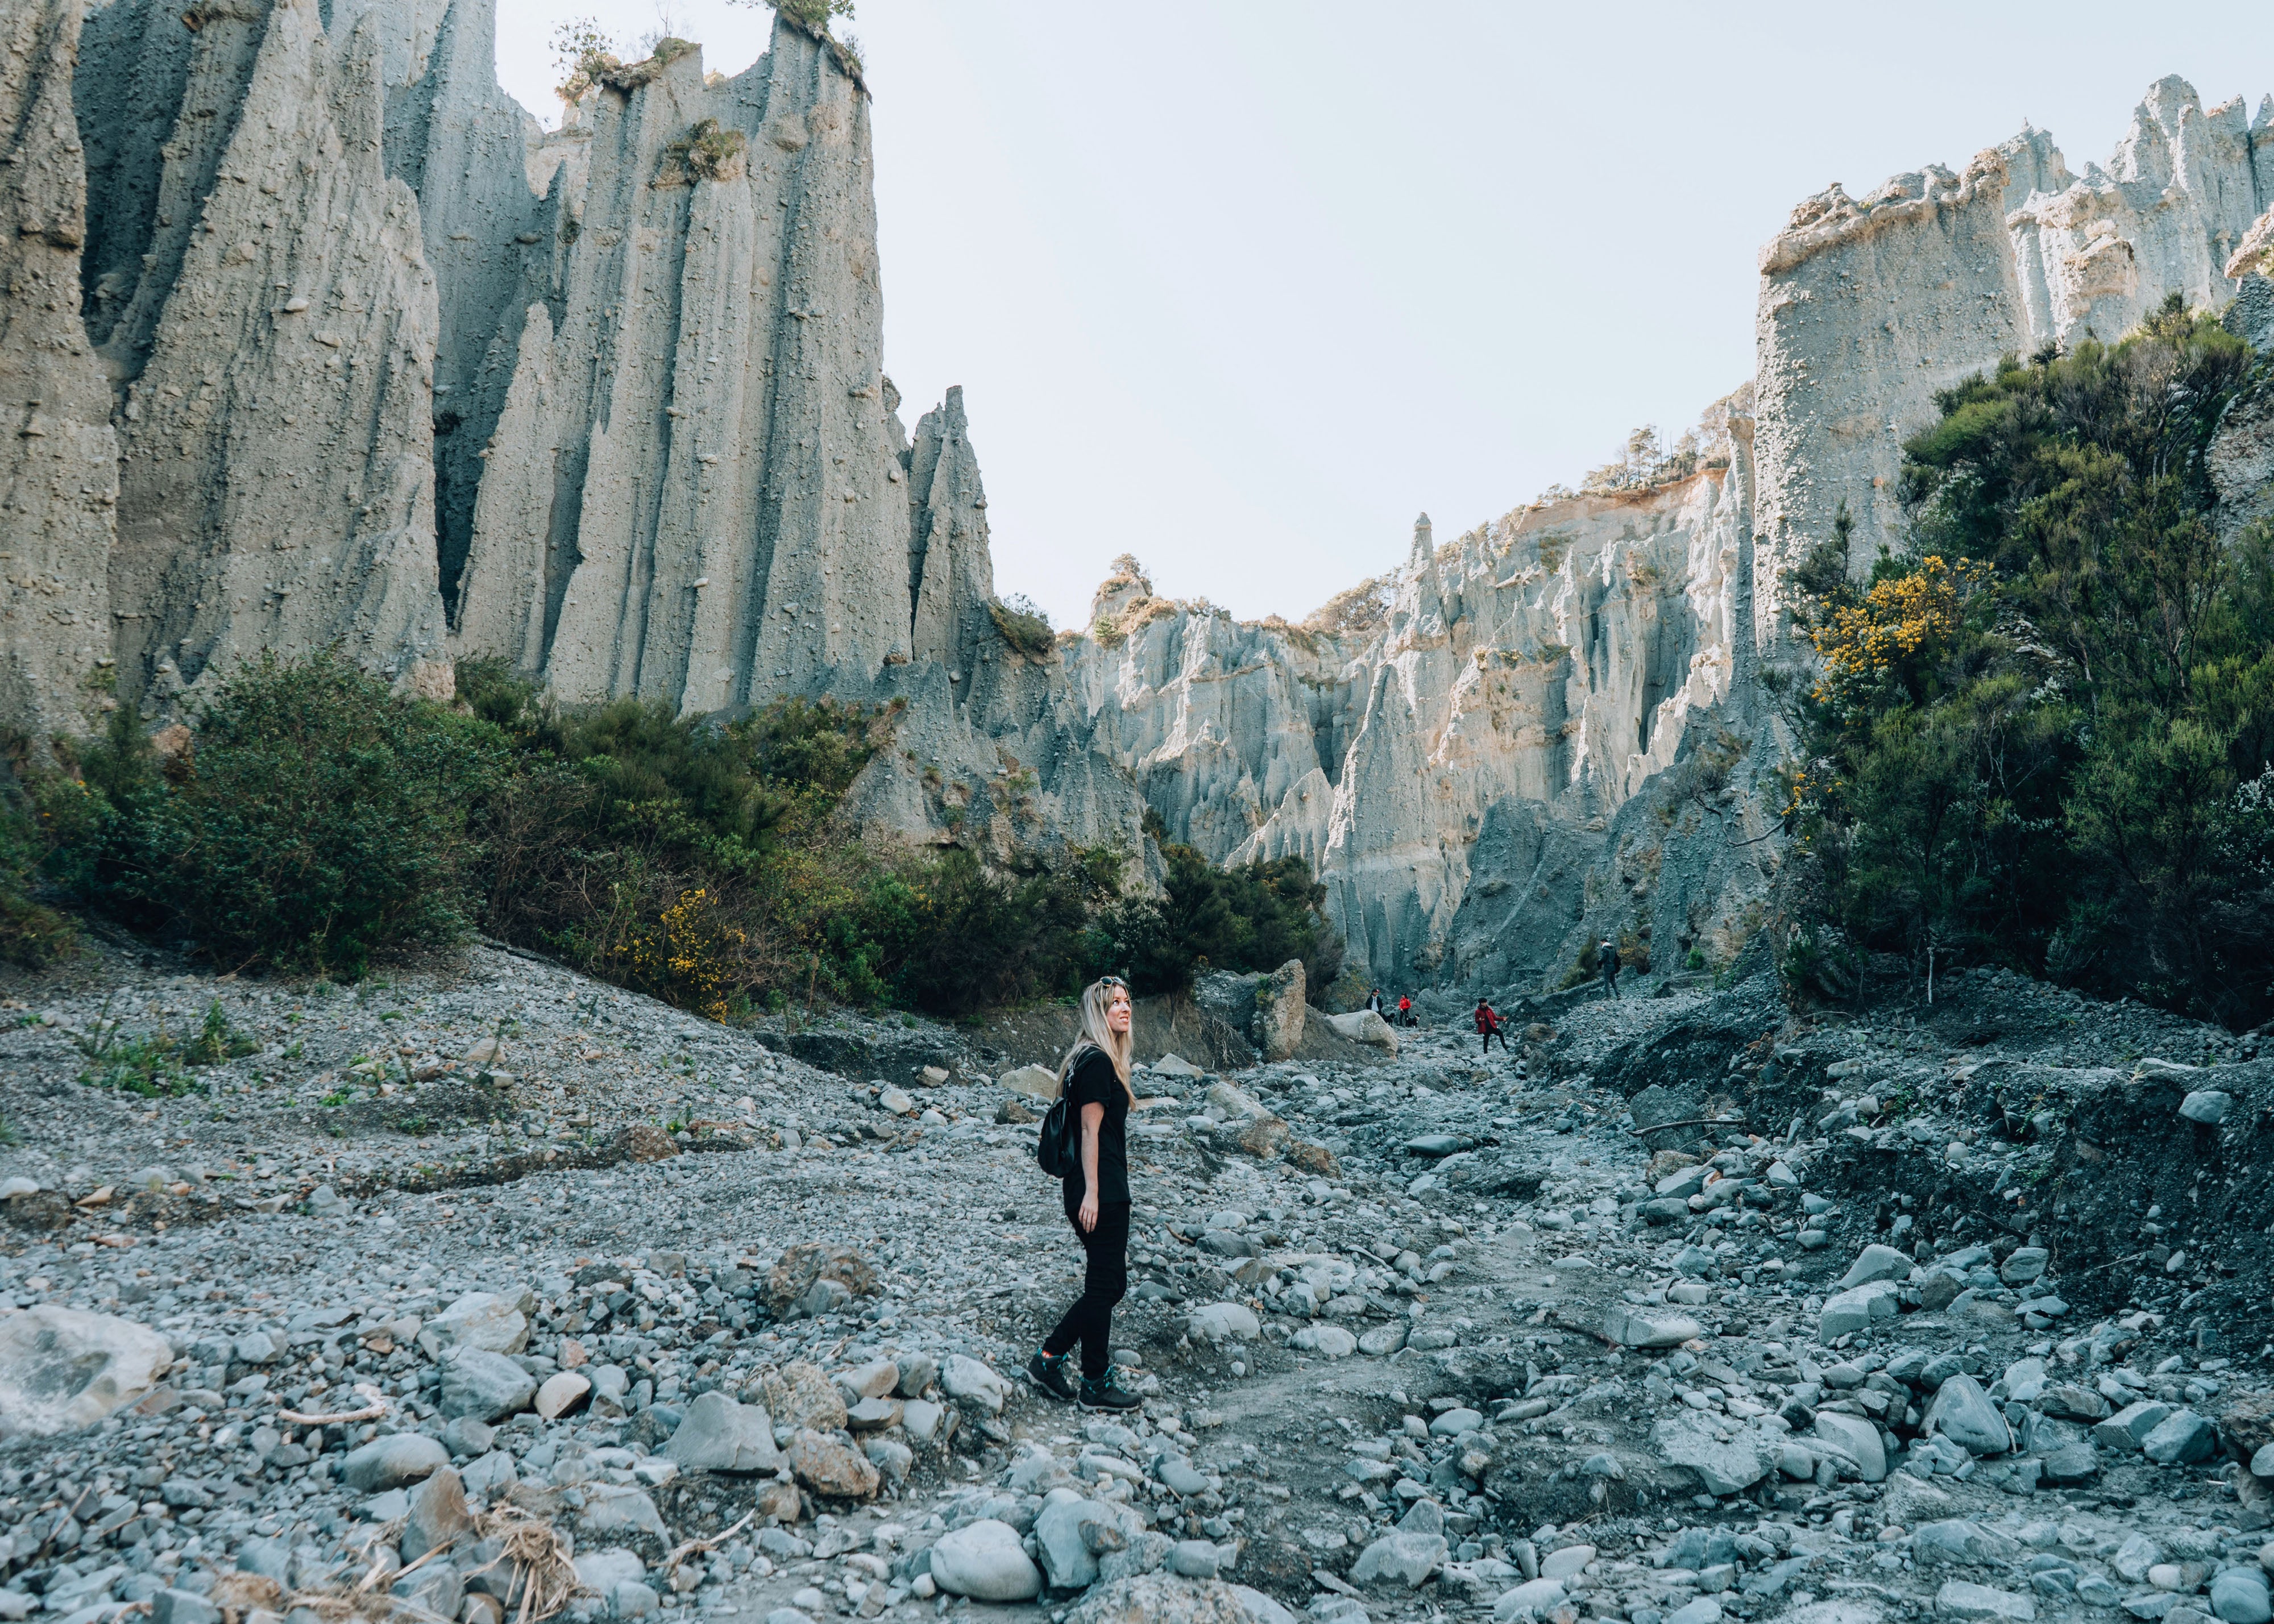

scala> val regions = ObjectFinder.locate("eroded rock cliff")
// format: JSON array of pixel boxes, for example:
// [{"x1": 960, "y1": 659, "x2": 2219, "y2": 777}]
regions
[
  {"x1": 0, "y1": 0, "x2": 115, "y2": 747},
  {"x1": 106, "y1": 0, "x2": 451, "y2": 704},
  {"x1": 1756, "y1": 78, "x2": 2272, "y2": 645}
]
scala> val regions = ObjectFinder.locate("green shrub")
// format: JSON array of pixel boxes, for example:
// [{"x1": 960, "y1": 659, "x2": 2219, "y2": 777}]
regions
[
  {"x1": 17, "y1": 649, "x2": 1348, "y2": 1025},
  {"x1": 182, "y1": 1000, "x2": 259, "y2": 1066},
  {"x1": 83, "y1": 652, "x2": 504, "y2": 977},
  {"x1": 986, "y1": 596, "x2": 1056, "y2": 661},
  {"x1": 0, "y1": 775, "x2": 77, "y2": 967},
  {"x1": 1095, "y1": 838, "x2": 1340, "y2": 996}
]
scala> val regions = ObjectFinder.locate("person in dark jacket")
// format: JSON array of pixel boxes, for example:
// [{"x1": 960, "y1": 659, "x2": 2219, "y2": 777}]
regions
[
  {"x1": 1600, "y1": 940, "x2": 1621, "y2": 1000},
  {"x1": 1026, "y1": 977, "x2": 1142, "y2": 1413},
  {"x1": 1475, "y1": 998, "x2": 1508, "y2": 1055}
]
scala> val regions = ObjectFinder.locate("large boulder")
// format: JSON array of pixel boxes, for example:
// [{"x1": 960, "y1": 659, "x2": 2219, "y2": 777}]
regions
[
  {"x1": 1812, "y1": 1413, "x2": 1886, "y2": 1482},
  {"x1": 1001, "y1": 1064, "x2": 1060, "y2": 1102},
  {"x1": 341, "y1": 1432, "x2": 449, "y2": 1493},
  {"x1": 1924, "y1": 1375, "x2": 2011, "y2": 1456},
  {"x1": 927, "y1": 1519, "x2": 1042, "y2": 1602},
  {"x1": 760, "y1": 1361, "x2": 846, "y2": 1431},
  {"x1": 1603, "y1": 1305, "x2": 1700, "y2": 1348},
  {"x1": 939, "y1": 1355, "x2": 1008, "y2": 1414},
  {"x1": 1034, "y1": 1497, "x2": 1145, "y2": 1590},
  {"x1": 2140, "y1": 1410, "x2": 2218, "y2": 1465},
  {"x1": 0, "y1": 1307, "x2": 173, "y2": 1437},
  {"x1": 438, "y1": 1349, "x2": 537, "y2": 1422},
  {"x1": 662, "y1": 1393, "x2": 781, "y2": 1473},
  {"x1": 1651, "y1": 1413, "x2": 1774, "y2": 1496},
  {"x1": 785, "y1": 1428, "x2": 878, "y2": 1499},
  {"x1": 1836, "y1": 1245, "x2": 1912, "y2": 1290},
  {"x1": 1351, "y1": 1530, "x2": 1447, "y2": 1586},
  {"x1": 1186, "y1": 1303, "x2": 1260, "y2": 1343},
  {"x1": 417, "y1": 1289, "x2": 533, "y2": 1359},
  {"x1": 763, "y1": 1244, "x2": 877, "y2": 1319},
  {"x1": 1819, "y1": 1281, "x2": 1899, "y2": 1339},
  {"x1": 1325, "y1": 1009, "x2": 1399, "y2": 1056},
  {"x1": 1068, "y1": 1574, "x2": 1256, "y2": 1624}
]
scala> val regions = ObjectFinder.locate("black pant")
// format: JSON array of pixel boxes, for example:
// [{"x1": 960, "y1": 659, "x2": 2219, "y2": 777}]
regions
[
  {"x1": 1603, "y1": 968, "x2": 1620, "y2": 1000},
  {"x1": 1480, "y1": 1028, "x2": 1507, "y2": 1054},
  {"x1": 1043, "y1": 1184, "x2": 1130, "y2": 1380}
]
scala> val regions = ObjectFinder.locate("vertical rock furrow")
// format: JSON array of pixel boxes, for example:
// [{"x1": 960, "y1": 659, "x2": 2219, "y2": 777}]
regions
[
  {"x1": 72, "y1": 0, "x2": 194, "y2": 350},
  {"x1": 475, "y1": 41, "x2": 708, "y2": 700},
  {"x1": 110, "y1": 0, "x2": 449, "y2": 704},
  {"x1": 0, "y1": 0, "x2": 117, "y2": 748},
  {"x1": 740, "y1": 22, "x2": 910, "y2": 692},
  {"x1": 449, "y1": 300, "x2": 557, "y2": 667},
  {"x1": 653, "y1": 161, "x2": 769, "y2": 715},
  {"x1": 374, "y1": 0, "x2": 547, "y2": 608},
  {"x1": 82, "y1": 0, "x2": 272, "y2": 381}
]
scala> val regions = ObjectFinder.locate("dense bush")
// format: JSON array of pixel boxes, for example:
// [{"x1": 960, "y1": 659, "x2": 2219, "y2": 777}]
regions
[
  {"x1": 44, "y1": 654, "x2": 501, "y2": 977},
  {"x1": 1785, "y1": 298, "x2": 2274, "y2": 1027},
  {"x1": 0, "y1": 776, "x2": 77, "y2": 967},
  {"x1": 1090, "y1": 816, "x2": 1340, "y2": 997},
  {"x1": 5, "y1": 653, "x2": 1343, "y2": 1024}
]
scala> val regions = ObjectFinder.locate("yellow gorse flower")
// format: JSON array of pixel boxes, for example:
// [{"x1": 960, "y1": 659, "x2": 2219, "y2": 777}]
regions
[{"x1": 1808, "y1": 556, "x2": 1994, "y2": 708}]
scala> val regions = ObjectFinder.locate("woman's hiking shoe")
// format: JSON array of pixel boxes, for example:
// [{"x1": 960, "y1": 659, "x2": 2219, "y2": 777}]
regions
[
  {"x1": 1025, "y1": 1349, "x2": 1078, "y2": 1403},
  {"x1": 1078, "y1": 1366, "x2": 1142, "y2": 1413}
]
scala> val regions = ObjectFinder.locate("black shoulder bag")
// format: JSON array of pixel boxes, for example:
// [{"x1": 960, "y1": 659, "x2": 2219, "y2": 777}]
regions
[{"x1": 1036, "y1": 1046, "x2": 1092, "y2": 1178}]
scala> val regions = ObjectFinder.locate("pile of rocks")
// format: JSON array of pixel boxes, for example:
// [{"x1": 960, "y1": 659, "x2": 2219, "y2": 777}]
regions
[{"x1": 3, "y1": 945, "x2": 2273, "y2": 1624}]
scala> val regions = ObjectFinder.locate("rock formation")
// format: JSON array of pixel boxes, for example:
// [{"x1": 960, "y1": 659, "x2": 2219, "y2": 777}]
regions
[
  {"x1": 904, "y1": 386, "x2": 994, "y2": 679},
  {"x1": 451, "y1": 24, "x2": 939, "y2": 708},
  {"x1": 0, "y1": 0, "x2": 115, "y2": 747},
  {"x1": 1024, "y1": 404, "x2": 1774, "y2": 990},
  {"x1": 355, "y1": 0, "x2": 557, "y2": 608},
  {"x1": 2, "y1": 8, "x2": 2269, "y2": 997}
]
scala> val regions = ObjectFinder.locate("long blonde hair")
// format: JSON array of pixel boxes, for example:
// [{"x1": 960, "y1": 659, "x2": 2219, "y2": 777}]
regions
[{"x1": 1059, "y1": 978, "x2": 1134, "y2": 1102}]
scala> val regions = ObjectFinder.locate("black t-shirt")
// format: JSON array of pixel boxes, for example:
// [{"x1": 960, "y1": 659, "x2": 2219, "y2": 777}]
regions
[{"x1": 1062, "y1": 1048, "x2": 1130, "y2": 1204}]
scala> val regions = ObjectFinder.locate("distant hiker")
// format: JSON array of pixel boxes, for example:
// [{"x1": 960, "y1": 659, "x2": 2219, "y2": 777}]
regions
[
  {"x1": 1366, "y1": 987, "x2": 1385, "y2": 1016},
  {"x1": 1599, "y1": 940, "x2": 1621, "y2": 1000},
  {"x1": 1475, "y1": 998, "x2": 1508, "y2": 1055},
  {"x1": 1027, "y1": 977, "x2": 1142, "y2": 1413},
  {"x1": 1397, "y1": 994, "x2": 1414, "y2": 1028}
]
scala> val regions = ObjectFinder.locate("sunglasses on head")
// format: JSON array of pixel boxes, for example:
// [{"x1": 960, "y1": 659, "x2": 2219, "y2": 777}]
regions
[{"x1": 1098, "y1": 975, "x2": 1128, "y2": 990}]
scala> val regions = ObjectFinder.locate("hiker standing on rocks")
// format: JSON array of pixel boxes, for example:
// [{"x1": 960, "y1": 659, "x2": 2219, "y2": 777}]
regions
[
  {"x1": 1366, "y1": 987, "x2": 1385, "y2": 1016},
  {"x1": 1600, "y1": 939, "x2": 1621, "y2": 1000},
  {"x1": 1397, "y1": 993, "x2": 1414, "y2": 1028},
  {"x1": 1027, "y1": 977, "x2": 1143, "y2": 1413},
  {"x1": 1475, "y1": 997, "x2": 1508, "y2": 1056}
]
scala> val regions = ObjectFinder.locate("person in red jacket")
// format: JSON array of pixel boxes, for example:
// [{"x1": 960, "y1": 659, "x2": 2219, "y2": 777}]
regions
[
  {"x1": 1396, "y1": 994, "x2": 1413, "y2": 1028},
  {"x1": 1474, "y1": 998, "x2": 1508, "y2": 1056}
]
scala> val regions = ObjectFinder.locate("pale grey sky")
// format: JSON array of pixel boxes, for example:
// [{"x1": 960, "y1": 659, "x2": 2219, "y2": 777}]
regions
[{"x1": 491, "y1": 0, "x2": 2268, "y2": 630}]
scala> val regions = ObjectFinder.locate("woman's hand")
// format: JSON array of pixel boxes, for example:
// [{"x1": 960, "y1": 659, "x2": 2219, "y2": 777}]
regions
[{"x1": 1078, "y1": 1190, "x2": 1099, "y2": 1232}]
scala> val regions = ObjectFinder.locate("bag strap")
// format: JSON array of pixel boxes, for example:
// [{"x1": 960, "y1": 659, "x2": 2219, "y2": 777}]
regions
[{"x1": 1058, "y1": 1041, "x2": 1099, "y2": 1087}]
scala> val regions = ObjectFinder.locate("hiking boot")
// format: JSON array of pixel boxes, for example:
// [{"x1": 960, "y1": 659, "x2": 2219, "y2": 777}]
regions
[
  {"x1": 1078, "y1": 1365, "x2": 1142, "y2": 1413},
  {"x1": 1025, "y1": 1349, "x2": 1077, "y2": 1403}
]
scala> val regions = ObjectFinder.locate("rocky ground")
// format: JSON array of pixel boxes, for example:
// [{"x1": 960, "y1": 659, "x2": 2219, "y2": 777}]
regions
[{"x1": 1, "y1": 936, "x2": 2271, "y2": 1624}]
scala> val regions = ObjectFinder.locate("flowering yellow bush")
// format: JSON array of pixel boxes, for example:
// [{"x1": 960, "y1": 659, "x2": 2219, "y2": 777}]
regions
[
  {"x1": 612, "y1": 887, "x2": 747, "y2": 1021},
  {"x1": 1808, "y1": 556, "x2": 1994, "y2": 713}
]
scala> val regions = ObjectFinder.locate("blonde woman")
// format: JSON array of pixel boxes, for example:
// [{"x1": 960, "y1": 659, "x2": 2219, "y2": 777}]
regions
[{"x1": 1026, "y1": 975, "x2": 1143, "y2": 1412}]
